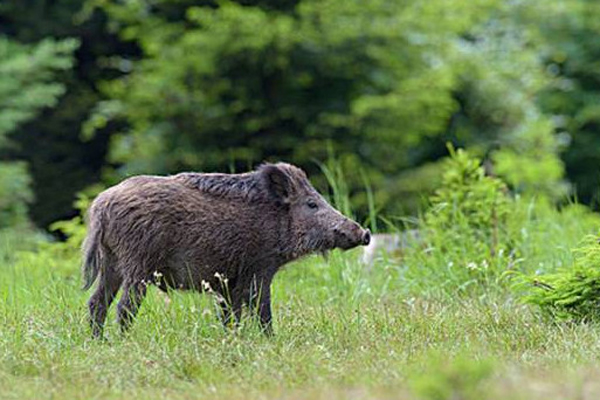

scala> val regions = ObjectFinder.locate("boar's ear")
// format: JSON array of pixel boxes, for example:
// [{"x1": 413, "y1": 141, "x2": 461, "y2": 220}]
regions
[{"x1": 261, "y1": 164, "x2": 293, "y2": 203}]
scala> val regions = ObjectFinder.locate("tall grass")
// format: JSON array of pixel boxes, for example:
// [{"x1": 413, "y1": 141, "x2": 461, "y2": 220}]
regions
[{"x1": 3, "y1": 245, "x2": 600, "y2": 400}]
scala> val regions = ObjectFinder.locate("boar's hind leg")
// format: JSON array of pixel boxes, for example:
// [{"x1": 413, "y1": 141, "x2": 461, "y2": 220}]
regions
[
  {"x1": 116, "y1": 279, "x2": 147, "y2": 333},
  {"x1": 88, "y1": 270, "x2": 122, "y2": 339}
]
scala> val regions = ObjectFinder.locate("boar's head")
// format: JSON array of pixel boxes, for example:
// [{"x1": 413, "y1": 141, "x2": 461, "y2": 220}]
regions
[{"x1": 261, "y1": 163, "x2": 371, "y2": 258}]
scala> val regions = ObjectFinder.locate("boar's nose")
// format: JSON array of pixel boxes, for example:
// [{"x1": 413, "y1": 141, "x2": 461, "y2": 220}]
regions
[{"x1": 362, "y1": 229, "x2": 371, "y2": 246}]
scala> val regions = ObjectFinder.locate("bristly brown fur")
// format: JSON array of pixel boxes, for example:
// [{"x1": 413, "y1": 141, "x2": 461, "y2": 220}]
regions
[{"x1": 172, "y1": 163, "x2": 312, "y2": 202}]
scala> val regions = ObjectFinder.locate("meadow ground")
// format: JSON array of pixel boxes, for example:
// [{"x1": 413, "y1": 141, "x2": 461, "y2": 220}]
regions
[{"x1": 1, "y1": 205, "x2": 600, "y2": 400}]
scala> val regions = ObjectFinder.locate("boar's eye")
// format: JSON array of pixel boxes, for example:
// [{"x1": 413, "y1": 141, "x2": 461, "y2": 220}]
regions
[{"x1": 307, "y1": 199, "x2": 319, "y2": 210}]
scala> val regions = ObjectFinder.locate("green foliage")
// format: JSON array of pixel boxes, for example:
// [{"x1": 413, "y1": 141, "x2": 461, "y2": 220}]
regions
[
  {"x1": 535, "y1": 0, "x2": 600, "y2": 207},
  {"x1": 46, "y1": 195, "x2": 90, "y2": 257},
  {"x1": 518, "y1": 234, "x2": 600, "y2": 323},
  {"x1": 0, "y1": 227, "x2": 44, "y2": 266},
  {"x1": 0, "y1": 162, "x2": 33, "y2": 228},
  {"x1": 0, "y1": 36, "x2": 78, "y2": 141},
  {"x1": 0, "y1": 36, "x2": 77, "y2": 227},
  {"x1": 0, "y1": 0, "x2": 139, "y2": 228},
  {"x1": 417, "y1": 146, "x2": 519, "y2": 288},
  {"x1": 426, "y1": 146, "x2": 510, "y2": 233},
  {"x1": 446, "y1": 2, "x2": 567, "y2": 199},
  {"x1": 18, "y1": 194, "x2": 90, "y2": 276}
]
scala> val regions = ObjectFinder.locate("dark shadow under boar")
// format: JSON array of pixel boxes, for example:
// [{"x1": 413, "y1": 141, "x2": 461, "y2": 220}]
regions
[{"x1": 83, "y1": 162, "x2": 370, "y2": 338}]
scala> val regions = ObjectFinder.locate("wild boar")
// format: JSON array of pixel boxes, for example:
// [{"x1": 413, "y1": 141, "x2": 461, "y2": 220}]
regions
[{"x1": 83, "y1": 162, "x2": 370, "y2": 338}]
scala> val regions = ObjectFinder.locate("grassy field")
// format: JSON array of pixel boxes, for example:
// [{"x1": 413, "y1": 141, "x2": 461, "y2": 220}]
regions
[{"x1": 1, "y1": 199, "x2": 600, "y2": 400}]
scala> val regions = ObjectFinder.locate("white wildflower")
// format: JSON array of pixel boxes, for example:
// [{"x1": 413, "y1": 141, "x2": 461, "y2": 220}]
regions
[
  {"x1": 214, "y1": 293, "x2": 226, "y2": 304},
  {"x1": 466, "y1": 262, "x2": 478, "y2": 271},
  {"x1": 201, "y1": 280, "x2": 212, "y2": 292}
]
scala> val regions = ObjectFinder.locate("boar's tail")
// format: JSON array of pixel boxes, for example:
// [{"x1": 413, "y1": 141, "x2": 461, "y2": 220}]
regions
[{"x1": 82, "y1": 219, "x2": 104, "y2": 291}]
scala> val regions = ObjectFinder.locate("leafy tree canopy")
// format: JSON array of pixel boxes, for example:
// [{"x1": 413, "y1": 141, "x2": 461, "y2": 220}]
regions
[
  {"x1": 0, "y1": 36, "x2": 77, "y2": 227},
  {"x1": 88, "y1": 0, "x2": 570, "y2": 217}
]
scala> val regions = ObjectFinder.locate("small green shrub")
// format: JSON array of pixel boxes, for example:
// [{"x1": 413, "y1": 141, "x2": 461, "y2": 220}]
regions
[
  {"x1": 518, "y1": 234, "x2": 600, "y2": 323},
  {"x1": 426, "y1": 146, "x2": 510, "y2": 234},
  {"x1": 409, "y1": 146, "x2": 522, "y2": 291},
  {"x1": 16, "y1": 194, "x2": 89, "y2": 277}
]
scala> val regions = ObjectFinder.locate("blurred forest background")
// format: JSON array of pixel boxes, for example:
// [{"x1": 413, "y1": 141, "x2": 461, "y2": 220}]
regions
[{"x1": 1, "y1": 0, "x2": 599, "y2": 231}]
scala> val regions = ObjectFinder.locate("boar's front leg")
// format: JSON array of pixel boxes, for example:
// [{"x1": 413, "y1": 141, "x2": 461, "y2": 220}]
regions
[
  {"x1": 218, "y1": 295, "x2": 242, "y2": 328},
  {"x1": 212, "y1": 275, "x2": 242, "y2": 328},
  {"x1": 248, "y1": 275, "x2": 274, "y2": 335}
]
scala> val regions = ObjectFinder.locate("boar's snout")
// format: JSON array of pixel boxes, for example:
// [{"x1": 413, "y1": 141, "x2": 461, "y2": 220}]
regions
[
  {"x1": 333, "y1": 220, "x2": 371, "y2": 250},
  {"x1": 362, "y1": 229, "x2": 371, "y2": 246}
]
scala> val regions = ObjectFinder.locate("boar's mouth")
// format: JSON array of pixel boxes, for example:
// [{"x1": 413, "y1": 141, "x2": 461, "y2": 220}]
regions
[
  {"x1": 334, "y1": 239, "x2": 362, "y2": 251},
  {"x1": 332, "y1": 227, "x2": 371, "y2": 251},
  {"x1": 300, "y1": 227, "x2": 370, "y2": 256}
]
